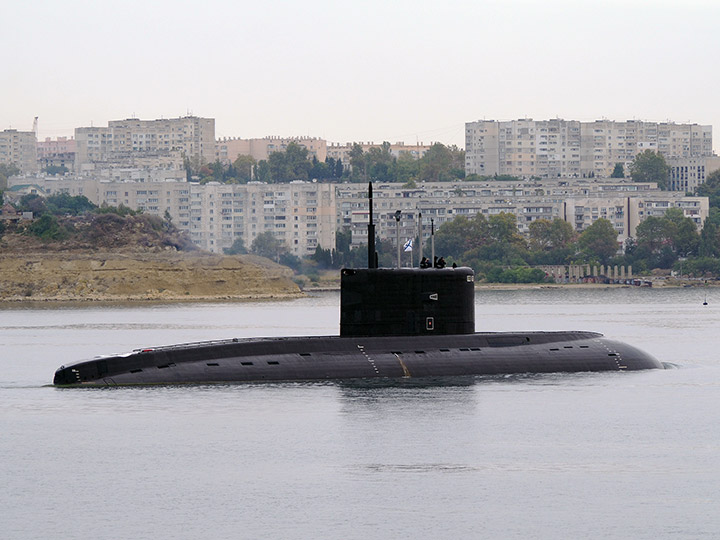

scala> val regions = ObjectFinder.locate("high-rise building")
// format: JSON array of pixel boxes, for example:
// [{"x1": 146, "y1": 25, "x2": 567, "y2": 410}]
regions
[
  {"x1": 95, "y1": 180, "x2": 336, "y2": 255},
  {"x1": 0, "y1": 129, "x2": 38, "y2": 173},
  {"x1": 37, "y1": 136, "x2": 76, "y2": 171},
  {"x1": 466, "y1": 119, "x2": 713, "y2": 179},
  {"x1": 75, "y1": 116, "x2": 215, "y2": 171},
  {"x1": 667, "y1": 156, "x2": 720, "y2": 193}
]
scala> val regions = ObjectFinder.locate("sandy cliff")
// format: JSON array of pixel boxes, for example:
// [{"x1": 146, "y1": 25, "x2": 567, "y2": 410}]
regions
[{"x1": 0, "y1": 250, "x2": 301, "y2": 302}]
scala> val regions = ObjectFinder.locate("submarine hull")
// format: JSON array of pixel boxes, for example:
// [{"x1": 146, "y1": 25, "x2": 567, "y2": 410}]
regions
[
  {"x1": 53, "y1": 331, "x2": 662, "y2": 386},
  {"x1": 52, "y1": 185, "x2": 663, "y2": 387}
]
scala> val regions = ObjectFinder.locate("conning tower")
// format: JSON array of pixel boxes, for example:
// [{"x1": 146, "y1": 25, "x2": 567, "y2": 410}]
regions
[
  {"x1": 340, "y1": 182, "x2": 475, "y2": 337},
  {"x1": 340, "y1": 267, "x2": 475, "y2": 337}
]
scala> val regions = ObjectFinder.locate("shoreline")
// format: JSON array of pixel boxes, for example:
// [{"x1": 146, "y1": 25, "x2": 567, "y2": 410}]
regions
[
  {"x1": 1, "y1": 278, "x2": 713, "y2": 306},
  {"x1": 302, "y1": 278, "x2": 716, "y2": 293},
  {"x1": 0, "y1": 291, "x2": 305, "y2": 306}
]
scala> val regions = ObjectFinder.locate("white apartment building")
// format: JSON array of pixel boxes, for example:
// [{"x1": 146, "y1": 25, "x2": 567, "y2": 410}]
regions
[
  {"x1": 96, "y1": 180, "x2": 335, "y2": 255},
  {"x1": 466, "y1": 119, "x2": 713, "y2": 179},
  {"x1": 335, "y1": 180, "x2": 709, "y2": 250},
  {"x1": 566, "y1": 195, "x2": 707, "y2": 238},
  {"x1": 0, "y1": 129, "x2": 38, "y2": 173},
  {"x1": 75, "y1": 116, "x2": 214, "y2": 172},
  {"x1": 240, "y1": 182, "x2": 336, "y2": 257}
]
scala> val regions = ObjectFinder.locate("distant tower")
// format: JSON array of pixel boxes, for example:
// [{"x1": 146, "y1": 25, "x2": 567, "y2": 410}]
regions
[{"x1": 32, "y1": 116, "x2": 38, "y2": 139}]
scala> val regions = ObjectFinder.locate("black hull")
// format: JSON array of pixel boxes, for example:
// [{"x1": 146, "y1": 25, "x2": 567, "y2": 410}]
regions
[{"x1": 53, "y1": 331, "x2": 663, "y2": 386}]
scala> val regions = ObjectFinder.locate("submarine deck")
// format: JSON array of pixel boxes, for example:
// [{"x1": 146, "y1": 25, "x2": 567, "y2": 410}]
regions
[{"x1": 53, "y1": 331, "x2": 663, "y2": 386}]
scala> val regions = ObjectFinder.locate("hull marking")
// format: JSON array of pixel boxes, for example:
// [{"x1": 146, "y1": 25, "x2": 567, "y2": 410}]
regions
[{"x1": 394, "y1": 353, "x2": 412, "y2": 378}]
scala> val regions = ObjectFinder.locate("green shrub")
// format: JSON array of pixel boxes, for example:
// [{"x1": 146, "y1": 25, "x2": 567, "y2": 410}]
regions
[{"x1": 26, "y1": 214, "x2": 68, "y2": 241}]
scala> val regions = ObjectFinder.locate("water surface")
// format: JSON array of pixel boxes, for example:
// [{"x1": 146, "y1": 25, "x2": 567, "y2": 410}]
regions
[{"x1": 1, "y1": 288, "x2": 719, "y2": 539}]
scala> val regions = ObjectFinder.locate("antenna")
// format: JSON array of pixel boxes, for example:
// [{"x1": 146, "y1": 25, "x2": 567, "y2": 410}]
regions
[
  {"x1": 431, "y1": 218, "x2": 435, "y2": 267},
  {"x1": 367, "y1": 182, "x2": 376, "y2": 269},
  {"x1": 418, "y1": 210, "x2": 423, "y2": 265}
]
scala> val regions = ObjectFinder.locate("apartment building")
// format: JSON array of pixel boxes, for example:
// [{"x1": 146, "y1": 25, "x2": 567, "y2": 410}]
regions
[
  {"x1": 74, "y1": 127, "x2": 112, "y2": 166},
  {"x1": 668, "y1": 156, "x2": 720, "y2": 193},
  {"x1": 75, "y1": 116, "x2": 214, "y2": 171},
  {"x1": 466, "y1": 119, "x2": 713, "y2": 179},
  {"x1": 37, "y1": 136, "x2": 76, "y2": 171},
  {"x1": 566, "y1": 195, "x2": 708, "y2": 239},
  {"x1": 0, "y1": 129, "x2": 38, "y2": 173},
  {"x1": 238, "y1": 182, "x2": 336, "y2": 257},
  {"x1": 75, "y1": 126, "x2": 184, "y2": 172},
  {"x1": 216, "y1": 136, "x2": 327, "y2": 165},
  {"x1": 159, "y1": 181, "x2": 335, "y2": 255},
  {"x1": 335, "y1": 179, "x2": 709, "y2": 249}
]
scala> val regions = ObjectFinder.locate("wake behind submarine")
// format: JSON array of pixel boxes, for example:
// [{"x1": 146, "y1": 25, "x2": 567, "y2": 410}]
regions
[{"x1": 53, "y1": 184, "x2": 662, "y2": 386}]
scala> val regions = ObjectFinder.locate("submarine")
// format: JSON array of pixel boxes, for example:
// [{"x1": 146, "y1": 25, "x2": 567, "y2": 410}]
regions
[{"x1": 53, "y1": 184, "x2": 662, "y2": 386}]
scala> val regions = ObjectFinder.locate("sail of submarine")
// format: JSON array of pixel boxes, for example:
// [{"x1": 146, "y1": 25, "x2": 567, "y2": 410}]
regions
[{"x1": 52, "y1": 182, "x2": 662, "y2": 386}]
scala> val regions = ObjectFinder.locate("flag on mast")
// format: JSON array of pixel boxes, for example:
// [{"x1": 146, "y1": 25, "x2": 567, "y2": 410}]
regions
[{"x1": 403, "y1": 238, "x2": 413, "y2": 252}]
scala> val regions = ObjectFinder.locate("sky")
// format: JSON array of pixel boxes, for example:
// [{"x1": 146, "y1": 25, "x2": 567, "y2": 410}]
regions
[{"x1": 3, "y1": 0, "x2": 720, "y2": 151}]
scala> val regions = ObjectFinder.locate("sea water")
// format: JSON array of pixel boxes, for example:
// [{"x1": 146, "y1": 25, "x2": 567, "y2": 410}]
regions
[{"x1": 1, "y1": 288, "x2": 719, "y2": 539}]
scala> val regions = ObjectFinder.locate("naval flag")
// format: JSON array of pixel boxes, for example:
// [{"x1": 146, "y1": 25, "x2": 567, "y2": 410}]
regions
[{"x1": 403, "y1": 238, "x2": 413, "y2": 252}]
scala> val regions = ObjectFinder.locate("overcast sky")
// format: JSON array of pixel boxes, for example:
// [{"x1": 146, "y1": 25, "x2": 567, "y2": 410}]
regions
[{"x1": 3, "y1": 0, "x2": 719, "y2": 150}]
